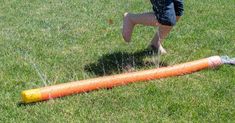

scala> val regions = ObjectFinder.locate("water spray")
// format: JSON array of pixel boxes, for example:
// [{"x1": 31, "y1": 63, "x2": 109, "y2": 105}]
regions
[{"x1": 21, "y1": 56, "x2": 234, "y2": 103}]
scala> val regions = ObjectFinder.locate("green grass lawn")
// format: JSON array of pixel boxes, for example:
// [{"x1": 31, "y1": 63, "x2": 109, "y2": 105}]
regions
[{"x1": 0, "y1": 0, "x2": 235, "y2": 122}]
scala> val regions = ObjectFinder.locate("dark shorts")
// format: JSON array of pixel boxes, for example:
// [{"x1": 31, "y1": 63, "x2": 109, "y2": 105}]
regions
[{"x1": 150, "y1": 0, "x2": 184, "y2": 26}]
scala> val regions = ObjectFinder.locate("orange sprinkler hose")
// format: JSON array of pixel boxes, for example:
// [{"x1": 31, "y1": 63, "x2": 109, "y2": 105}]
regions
[{"x1": 21, "y1": 56, "x2": 223, "y2": 103}]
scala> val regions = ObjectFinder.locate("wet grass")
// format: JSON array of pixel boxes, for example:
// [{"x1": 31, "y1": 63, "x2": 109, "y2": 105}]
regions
[{"x1": 0, "y1": 0, "x2": 234, "y2": 122}]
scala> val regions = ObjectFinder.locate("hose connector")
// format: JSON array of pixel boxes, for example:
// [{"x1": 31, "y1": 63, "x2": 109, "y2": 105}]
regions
[{"x1": 221, "y1": 56, "x2": 235, "y2": 65}]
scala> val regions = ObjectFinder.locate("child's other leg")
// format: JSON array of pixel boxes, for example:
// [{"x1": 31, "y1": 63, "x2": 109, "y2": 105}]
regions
[
  {"x1": 122, "y1": 12, "x2": 159, "y2": 42},
  {"x1": 150, "y1": 25, "x2": 172, "y2": 54},
  {"x1": 150, "y1": 16, "x2": 181, "y2": 54}
]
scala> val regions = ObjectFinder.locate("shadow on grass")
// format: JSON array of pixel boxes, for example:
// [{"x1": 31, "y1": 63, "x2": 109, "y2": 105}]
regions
[
  {"x1": 84, "y1": 48, "x2": 168, "y2": 76},
  {"x1": 17, "y1": 102, "x2": 38, "y2": 107}
]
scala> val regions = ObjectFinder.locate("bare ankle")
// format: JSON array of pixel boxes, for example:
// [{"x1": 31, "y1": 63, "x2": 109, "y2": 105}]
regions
[
  {"x1": 124, "y1": 12, "x2": 129, "y2": 17},
  {"x1": 124, "y1": 12, "x2": 136, "y2": 25},
  {"x1": 122, "y1": 12, "x2": 135, "y2": 42}
]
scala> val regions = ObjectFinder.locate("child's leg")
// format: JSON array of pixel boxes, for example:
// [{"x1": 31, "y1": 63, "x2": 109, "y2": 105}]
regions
[
  {"x1": 122, "y1": 12, "x2": 159, "y2": 42},
  {"x1": 148, "y1": 0, "x2": 184, "y2": 54},
  {"x1": 150, "y1": 25, "x2": 172, "y2": 54},
  {"x1": 150, "y1": 16, "x2": 181, "y2": 54}
]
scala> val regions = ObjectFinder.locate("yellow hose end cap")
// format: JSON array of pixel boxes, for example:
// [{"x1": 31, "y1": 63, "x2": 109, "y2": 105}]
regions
[{"x1": 21, "y1": 89, "x2": 42, "y2": 103}]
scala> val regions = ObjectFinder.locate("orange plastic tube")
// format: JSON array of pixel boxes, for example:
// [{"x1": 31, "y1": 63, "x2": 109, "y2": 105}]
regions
[{"x1": 21, "y1": 56, "x2": 222, "y2": 103}]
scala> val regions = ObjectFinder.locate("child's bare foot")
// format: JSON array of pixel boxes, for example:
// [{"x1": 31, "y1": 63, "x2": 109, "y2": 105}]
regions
[
  {"x1": 159, "y1": 45, "x2": 167, "y2": 54},
  {"x1": 149, "y1": 44, "x2": 167, "y2": 55},
  {"x1": 122, "y1": 12, "x2": 135, "y2": 42}
]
